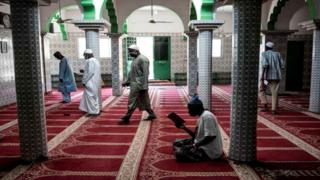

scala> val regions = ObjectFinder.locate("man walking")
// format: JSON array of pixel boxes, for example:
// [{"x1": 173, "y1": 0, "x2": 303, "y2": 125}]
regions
[
  {"x1": 119, "y1": 44, "x2": 156, "y2": 124},
  {"x1": 260, "y1": 41, "x2": 285, "y2": 115},
  {"x1": 53, "y1": 51, "x2": 77, "y2": 103},
  {"x1": 79, "y1": 49, "x2": 101, "y2": 116}
]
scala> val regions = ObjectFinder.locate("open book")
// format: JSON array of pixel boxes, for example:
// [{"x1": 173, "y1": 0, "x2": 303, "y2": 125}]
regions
[{"x1": 167, "y1": 112, "x2": 186, "y2": 128}]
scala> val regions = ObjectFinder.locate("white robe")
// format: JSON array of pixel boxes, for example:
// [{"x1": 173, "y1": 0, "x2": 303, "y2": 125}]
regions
[{"x1": 79, "y1": 57, "x2": 101, "y2": 114}]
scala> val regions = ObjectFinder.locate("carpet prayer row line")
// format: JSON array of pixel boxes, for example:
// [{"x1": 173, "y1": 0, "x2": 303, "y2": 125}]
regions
[{"x1": 0, "y1": 86, "x2": 320, "y2": 179}]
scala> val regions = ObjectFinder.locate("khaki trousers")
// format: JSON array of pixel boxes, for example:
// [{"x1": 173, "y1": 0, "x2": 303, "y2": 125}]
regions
[{"x1": 259, "y1": 80, "x2": 280, "y2": 111}]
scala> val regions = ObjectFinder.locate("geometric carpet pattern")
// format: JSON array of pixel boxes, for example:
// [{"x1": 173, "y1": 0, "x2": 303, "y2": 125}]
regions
[
  {"x1": 2, "y1": 86, "x2": 320, "y2": 179},
  {"x1": 215, "y1": 85, "x2": 320, "y2": 150},
  {"x1": 138, "y1": 87, "x2": 240, "y2": 179},
  {"x1": 213, "y1": 85, "x2": 320, "y2": 179},
  {"x1": 0, "y1": 89, "x2": 111, "y2": 179},
  {"x1": 15, "y1": 88, "x2": 139, "y2": 179}
]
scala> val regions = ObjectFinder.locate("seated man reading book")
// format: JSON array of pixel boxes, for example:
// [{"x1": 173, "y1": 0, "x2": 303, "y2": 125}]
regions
[{"x1": 168, "y1": 95, "x2": 223, "y2": 162}]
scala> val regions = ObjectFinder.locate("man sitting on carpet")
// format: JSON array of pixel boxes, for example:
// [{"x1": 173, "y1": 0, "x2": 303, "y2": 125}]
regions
[{"x1": 173, "y1": 95, "x2": 223, "y2": 162}]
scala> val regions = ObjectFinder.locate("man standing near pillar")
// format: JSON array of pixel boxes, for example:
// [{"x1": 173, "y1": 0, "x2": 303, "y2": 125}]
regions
[
  {"x1": 79, "y1": 49, "x2": 101, "y2": 116},
  {"x1": 53, "y1": 51, "x2": 77, "y2": 103},
  {"x1": 260, "y1": 42, "x2": 285, "y2": 115},
  {"x1": 119, "y1": 44, "x2": 156, "y2": 124}
]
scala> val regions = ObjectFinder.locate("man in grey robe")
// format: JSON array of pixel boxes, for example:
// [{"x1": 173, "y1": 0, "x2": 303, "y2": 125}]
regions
[
  {"x1": 119, "y1": 44, "x2": 156, "y2": 124},
  {"x1": 53, "y1": 51, "x2": 77, "y2": 103},
  {"x1": 79, "y1": 49, "x2": 101, "y2": 116}
]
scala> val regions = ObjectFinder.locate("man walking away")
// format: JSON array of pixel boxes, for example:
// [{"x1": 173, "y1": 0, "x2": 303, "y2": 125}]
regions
[{"x1": 260, "y1": 41, "x2": 285, "y2": 115}]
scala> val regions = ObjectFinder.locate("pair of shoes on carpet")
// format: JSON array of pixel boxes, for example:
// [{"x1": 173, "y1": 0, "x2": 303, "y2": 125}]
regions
[
  {"x1": 144, "y1": 115, "x2": 157, "y2": 121},
  {"x1": 85, "y1": 114, "x2": 99, "y2": 117},
  {"x1": 118, "y1": 118, "x2": 129, "y2": 125}
]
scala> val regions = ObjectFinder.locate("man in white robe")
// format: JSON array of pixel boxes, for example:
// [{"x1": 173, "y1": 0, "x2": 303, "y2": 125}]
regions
[{"x1": 79, "y1": 49, "x2": 101, "y2": 116}]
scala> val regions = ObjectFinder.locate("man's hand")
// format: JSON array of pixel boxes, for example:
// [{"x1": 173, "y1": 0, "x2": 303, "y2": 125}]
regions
[
  {"x1": 259, "y1": 81, "x2": 266, "y2": 92},
  {"x1": 59, "y1": 79, "x2": 63, "y2": 83},
  {"x1": 192, "y1": 143, "x2": 198, "y2": 149}
]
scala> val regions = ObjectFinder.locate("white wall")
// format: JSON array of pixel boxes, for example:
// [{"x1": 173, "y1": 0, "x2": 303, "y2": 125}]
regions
[
  {"x1": 115, "y1": 0, "x2": 190, "y2": 32},
  {"x1": 215, "y1": 11, "x2": 233, "y2": 33},
  {"x1": 0, "y1": 3, "x2": 10, "y2": 14},
  {"x1": 0, "y1": 28, "x2": 16, "y2": 106},
  {"x1": 39, "y1": 0, "x2": 82, "y2": 32},
  {"x1": 290, "y1": 6, "x2": 312, "y2": 34},
  {"x1": 276, "y1": 0, "x2": 306, "y2": 30},
  {"x1": 127, "y1": 7, "x2": 184, "y2": 33}
]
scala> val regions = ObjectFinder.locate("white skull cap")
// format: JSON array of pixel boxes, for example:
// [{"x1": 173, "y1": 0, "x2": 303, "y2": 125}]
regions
[
  {"x1": 84, "y1": 49, "x2": 93, "y2": 54},
  {"x1": 128, "y1": 44, "x2": 140, "y2": 51},
  {"x1": 266, "y1": 41, "x2": 274, "y2": 48}
]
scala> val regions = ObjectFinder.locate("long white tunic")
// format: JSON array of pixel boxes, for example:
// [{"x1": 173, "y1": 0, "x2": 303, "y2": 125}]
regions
[{"x1": 79, "y1": 57, "x2": 101, "y2": 114}]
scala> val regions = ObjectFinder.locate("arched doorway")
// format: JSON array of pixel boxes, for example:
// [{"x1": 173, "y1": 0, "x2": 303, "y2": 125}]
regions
[{"x1": 124, "y1": 5, "x2": 184, "y2": 81}]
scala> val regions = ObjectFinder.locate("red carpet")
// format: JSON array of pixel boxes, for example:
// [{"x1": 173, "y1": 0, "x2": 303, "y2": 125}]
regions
[
  {"x1": 213, "y1": 85, "x2": 320, "y2": 179},
  {"x1": 16, "y1": 88, "x2": 142, "y2": 180},
  {"x1": 0, "y1": 88, "x2": 112, "y2": 179},
  {"x1": 138, "y1": 88, "x2": 239, "y2": 179}
]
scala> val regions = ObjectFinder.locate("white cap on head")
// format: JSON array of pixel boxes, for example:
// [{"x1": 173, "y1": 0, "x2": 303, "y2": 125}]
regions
[
  {"x1": 84, "y1": 49, "x2": 93, "y2": 54},
  {"x1": 128, "y1": 44, "x2": 139, "y2": 51},
  {"x1": 266, "y1": 41, "x2": 274, "y2": 48}
]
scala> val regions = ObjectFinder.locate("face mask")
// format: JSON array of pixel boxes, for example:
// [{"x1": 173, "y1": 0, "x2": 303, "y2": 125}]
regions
[{"x1": 129, "y1": 50, "x2": 138, "y2": 58}]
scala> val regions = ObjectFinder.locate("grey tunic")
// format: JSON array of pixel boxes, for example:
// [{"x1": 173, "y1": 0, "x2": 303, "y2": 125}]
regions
[
  {"x1": 261, "y1": 50, "x2": 284, "y2": 80},
  {"x1": 125, "y1": 54, "x2": 151, "y2": 111}
]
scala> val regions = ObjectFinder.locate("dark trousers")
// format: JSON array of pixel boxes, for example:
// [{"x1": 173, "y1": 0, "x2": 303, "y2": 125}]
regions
[
  {"x1": 122, "y1": 107, "x2": 155, "y2": 121},
  {"x1": 173, "y1": 138, "x2": 209, "y2": 162}
]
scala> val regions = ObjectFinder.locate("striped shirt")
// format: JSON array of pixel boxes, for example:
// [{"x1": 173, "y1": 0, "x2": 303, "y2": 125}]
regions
[{"x1": 261, "y1": 50, "x2": 284, "y2": 80}]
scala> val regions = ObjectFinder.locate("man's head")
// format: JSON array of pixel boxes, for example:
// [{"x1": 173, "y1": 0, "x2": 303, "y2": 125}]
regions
[
  {"x1": 128, "y1": 44, "x2": 140, "y2": 58},
  {"x1": 265, "y1": 41, "x2": 274, "y2": 51},
  {"x1": 187, "y1": 95, "x2": 204, "y2": 116},
  {"x1": 83, "y1": 49, "x2": 94, "y2": 59},
  {"x1": 53, "y1": 51, "x2": 64, "y2": 60}
]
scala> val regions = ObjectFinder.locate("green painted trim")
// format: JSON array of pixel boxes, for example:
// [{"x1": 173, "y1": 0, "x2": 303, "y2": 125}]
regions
[
  {"x1": 59, "y1": 23, "x2": 68, "y2": 40},
  {"x1": 44, "y1": 10, "x2": 59, "y2": 32},
  {"x1": 44, "y1": 12, "x2": 68, "y2": 40},
  {"x1": 123, "y1": 20, "x2": 128, "y2": 34},
  {"x1": 190, "y1": 2, "x2": 197, "y2": 20},
  {"x1": 267, "y1": 0, "x2": 289, "y2": 30},
  {"x1": 81, "y1": 0, "x2": 96, "y2": 20},
  {"x1": 106, "y1": 0, "x2": 118, "y2": 32},
  {"x1": 306, "y1": 0, "x2": 317, "y2": 20},
  {"x1": 200, "y1": 0, "x2": 215, "y2": 20}
]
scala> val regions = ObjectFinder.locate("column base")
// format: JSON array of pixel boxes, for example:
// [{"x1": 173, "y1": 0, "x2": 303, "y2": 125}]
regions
[{"x1": 21, "y1": 155, "x2": 48, "y2": 165}]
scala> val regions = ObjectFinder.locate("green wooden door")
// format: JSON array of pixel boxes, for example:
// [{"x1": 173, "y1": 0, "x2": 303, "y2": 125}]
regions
[
  {"x1": 124, "y1": 37, "x2": 137, "y2": 78},
  {"x1": 153, "y1": 36, "x2": 171, "y2": 80}
]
